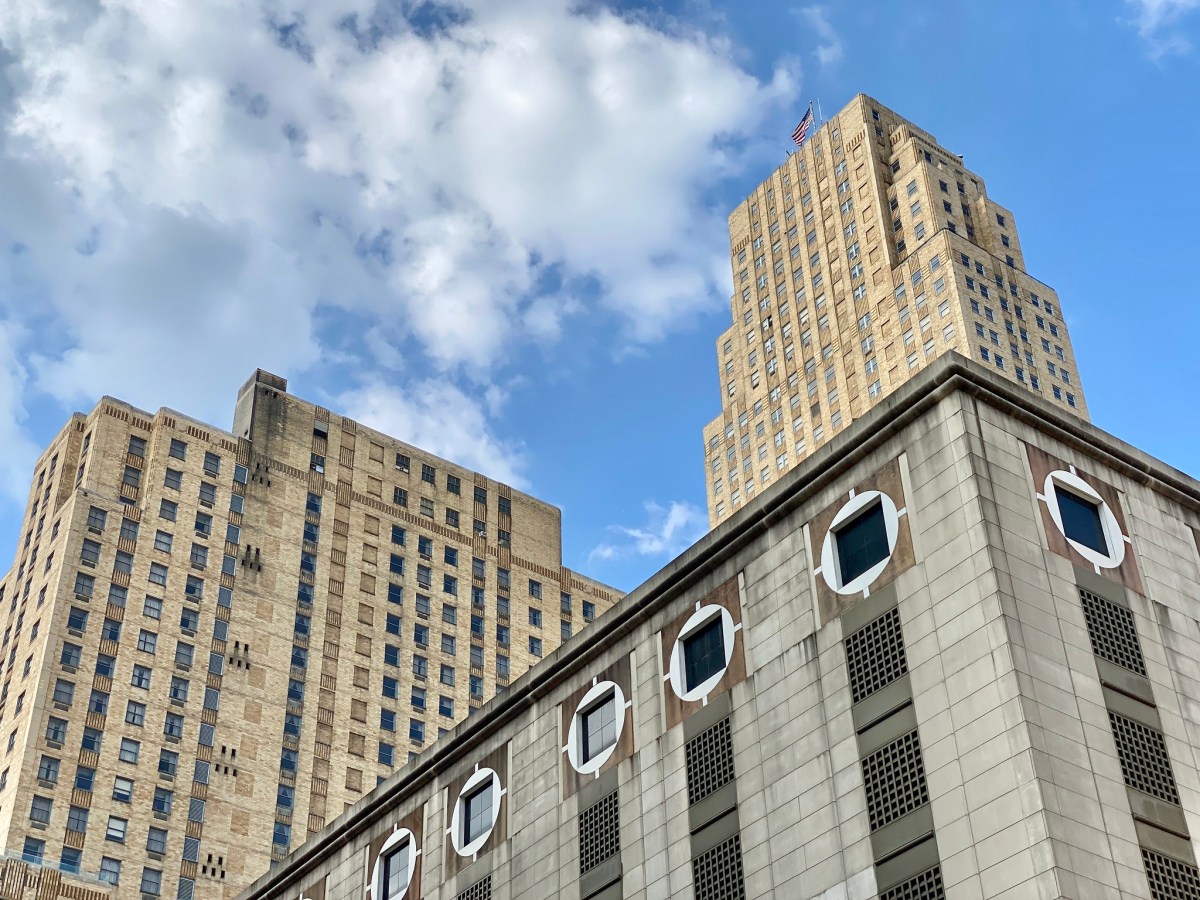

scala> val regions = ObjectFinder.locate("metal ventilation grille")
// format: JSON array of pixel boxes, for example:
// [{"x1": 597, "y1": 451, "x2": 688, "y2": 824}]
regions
[
  {"x1": 1142, "y1": 848, "x2": 1200, "y2": 900},
  {"x1": 862, "y1": 729, "x2": 930, "y2": 831},
  {"x1": 1079, "y1": 589, "x2": 1147, "y2": 676},
  {"x1": 1108, "y1": 712, "x2": 1180, "y2": 805},
  {"x1": 844, "y1": 607, "x2": 909, "y2": 703},
  {"x1": 456, "y1": 875, "x2": 492, "y2": 900},
  {"x1": 685, "y1": 717, "x2": 735, "y2": 806},
  {"x1": 691, "y1": 834, "x2": 746, "y2": 900},
  {"x1": 580, "y1": 791, "x2": 620, "y2": 874},
  {"x1": 880, "y1": 865, "x2": 946, "y2": 900}
]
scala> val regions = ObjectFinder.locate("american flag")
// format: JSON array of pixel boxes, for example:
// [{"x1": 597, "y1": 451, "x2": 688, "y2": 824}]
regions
[{"x1": 791, "y1": 105, "x2": 814, "y2": 148}]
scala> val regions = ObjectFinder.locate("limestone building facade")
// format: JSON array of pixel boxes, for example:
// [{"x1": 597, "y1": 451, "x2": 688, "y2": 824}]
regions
[
  {"x1": 0, "y1": 370, "x2": 618, "y2": 898},
  {"x1": 704, "y1": 93, "x2": 1088, "y2": 526},
  {"x1": 242, "y1": 357, "x2": 1200, "y2": 900}
]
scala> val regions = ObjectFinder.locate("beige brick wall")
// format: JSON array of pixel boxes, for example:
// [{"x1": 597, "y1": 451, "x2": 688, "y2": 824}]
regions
[
  {"x1": 704, "y1": 92, "x2": 1089, "y2": 527},
  {"x1": 0, "y1": 372, "x2": 620, "y2": 898}
]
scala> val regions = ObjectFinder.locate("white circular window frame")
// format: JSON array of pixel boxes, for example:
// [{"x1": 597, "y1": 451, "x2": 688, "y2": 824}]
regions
[
  {"x1": 667, "y1": 604, "x2": 741, "y2": 704},
  {"x1": 1038, "y1": 468, "x2": 1127, "y2": 571},
  {"x1": 816, "y1": 489, "x2": 905, "y2": 597},
  {"x1": 563, "y1": 679, "x2": 631, "y2": 777},
  {"x1": 446, "y1": 766, "x2": 504, "y2": 858},
  {"x1": 369, "y1": 826, "x2": 419, "y2": 900}
]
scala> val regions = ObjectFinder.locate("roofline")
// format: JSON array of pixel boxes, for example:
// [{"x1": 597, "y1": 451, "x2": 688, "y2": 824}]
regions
[{"x1": 238, "y1": 352, "x2": 1200, "y2": 897}]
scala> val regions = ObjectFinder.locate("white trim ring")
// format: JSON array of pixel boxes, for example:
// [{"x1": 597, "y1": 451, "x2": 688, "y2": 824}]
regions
[
  {"x1": 447, "y1": 767, "x2": 504, "y2": 858},
  {"x1": 1039, "y1": 469, "x2": 1127, "y2": 571},
  {"x1": 817, "y1": 490, "x2": 903, "y2": 596},
  {"x1": 667, "y1": 604, "x2": 739, "y2": 703}
]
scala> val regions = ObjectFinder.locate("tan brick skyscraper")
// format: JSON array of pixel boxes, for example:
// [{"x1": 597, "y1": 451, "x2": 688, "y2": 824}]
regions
[
  {"x1": 703, "y1": 93, "x2": 1087, "y2": 525},
  {"x1": 0, "y1": 370, "x2": 618, "y2": 898}
]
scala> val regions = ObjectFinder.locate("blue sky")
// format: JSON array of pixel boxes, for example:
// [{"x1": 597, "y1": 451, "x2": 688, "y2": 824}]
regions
[{"x1": 0, "y1": 0, "x2": 1197, "y2": 592}]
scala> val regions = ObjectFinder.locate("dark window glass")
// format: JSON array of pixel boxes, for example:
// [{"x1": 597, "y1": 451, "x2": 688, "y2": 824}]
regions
[
  {"x1": 382, "y1": 842, "x2": 410, "y2": 896},
  {"x1": 582, "y1": 694, "x2": 618, "y2": 762},
  {"x1": 683, "y1": 617, "x2": 726, "y2": 691},
  {"x1": 462, "y1": 781, "x2": 493, "y2": 844},
  {"x1": 835, "y1": 502, "x2": 888, "y2": 585},
  {"x1": 1058, "y1": 490, "x2": 1108, "y2": 554}
]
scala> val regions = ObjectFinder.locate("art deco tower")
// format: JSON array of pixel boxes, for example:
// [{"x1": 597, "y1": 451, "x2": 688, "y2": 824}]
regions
[
  {"x1": 0, "y1": 370, "x2": 618, "y2": 898},
  {"x1": 703, "y1": 94, "x2": 1086, "y2": 525}
]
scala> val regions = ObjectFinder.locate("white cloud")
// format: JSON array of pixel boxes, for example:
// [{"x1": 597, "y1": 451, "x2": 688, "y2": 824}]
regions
[
  {"x1": 335, "y1": 377, "x2": 527, "y2": 489},
  {"x1": 0, "y1": 320, "x2": 40, "y2": 502},
  {"x1": 798, "y1": 6, "x2": 843, "y2": 69},
  {"x1": 590, "y1": 500, "x2": 708, "y2": 563},
  {"x1": 0, "y1": 0, "x2": 798, "y2": 496},
  {"x1": 1124, "y1": 0, "x2": 1200, "y2": 55}
]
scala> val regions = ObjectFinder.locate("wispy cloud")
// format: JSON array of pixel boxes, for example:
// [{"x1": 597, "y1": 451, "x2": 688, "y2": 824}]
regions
[
  {"x1": 335, "y1": 378, "x2": 527, "y2": 490},
  {"x1": 798, "y1": 6, "x2": 843, "y2": 69},
  {"x1": 1124, "y1": 0, "x2": 1200, "y2": 56},
  {"x1": 590, "y1": 500, "x2": 708, "y2": 563}
]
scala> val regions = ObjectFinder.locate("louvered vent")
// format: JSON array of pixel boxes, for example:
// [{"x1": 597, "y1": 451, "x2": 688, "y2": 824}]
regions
[
  {"x1": 691, "y1": 834, "x2": 746, "y2": 900},
  {"x1": 1079, "y1": 588, "x2": 1147, "y2": 676},
  {"x1": 456, "y1": 875, "x2": 491, "y2": 900},
  {"x1": 879, "y1": 865, "x2": 946, "y2": 900},
  {"x1": 844, "y1": 607, "x2": 909, "y2": 703},
  {"x1": 1142, "y1": 848, "x2": 1200, "y2": 900},
  {"x1": 579, "y1": 791, "x2": 620, "y2": 874},
  {"x1": 1109, "y1": 712, "x2": 1180, "y2": 805},
  {"x1": 862, "y1": 729, "x2": 930, "y2": 831},
  {"x1": 685, "y1": 717, "x2": 735, "y2": 805}
]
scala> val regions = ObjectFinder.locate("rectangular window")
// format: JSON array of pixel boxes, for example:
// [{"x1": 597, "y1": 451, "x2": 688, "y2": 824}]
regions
[
  {"x1": 835, "y1": 502, "x2": 888, "y2": 585},
  {"x1": 462, "y1": 781, "x2": 494, "y2": 844},
  {"x1": 683, "y1": 618, "x2": 725, "y2": 691},
  {"x1": 125, "y1": 701, "x2": 146, "y2": 726},
  {"x1": 1057, "y1": 489, "x2": 1108, "y2": 554}
]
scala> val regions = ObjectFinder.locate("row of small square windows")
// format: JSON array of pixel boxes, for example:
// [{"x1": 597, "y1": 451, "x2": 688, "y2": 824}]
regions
[
  {"x1": 276, "y1": 498, "x2": 593, "y2": 851},
  {"x1": 317, "y1": 432, "x2": 503, "y2": 511},
  {"x1": 17, "y1": 840, "x2": 165, "y2": 894},
  {"x1": 976, "y1": 347, "x2": 1078, "y2": 406},
  {"x1": 25, "y1": 713, "x2": 220, "y2": 889}
]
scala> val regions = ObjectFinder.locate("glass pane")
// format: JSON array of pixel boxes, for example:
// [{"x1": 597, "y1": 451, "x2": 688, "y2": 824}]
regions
[
  {"x1": 836, "y1": 502, "x2": 888, "y2": 584},
  {"x1": 382, "y1": 842, "x2": 409, "y2": 896},
  {"x1": 1058, "y1": 490, "x2": 1107, "y2": 554},
  {"x1": 683, "y1": 618, "x2": 726, "y2": 692},
  {"x1": 582, "y1": 696, "x2": 618, "y2": 762},
  {"x1": 463, "y1": 782, "x2": 493, "y2": 844}
]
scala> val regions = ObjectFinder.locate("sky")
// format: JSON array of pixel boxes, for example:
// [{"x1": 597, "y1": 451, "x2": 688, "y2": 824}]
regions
[{"x1": 0, "y1": 0, "x2": 1197, "y2": 593}]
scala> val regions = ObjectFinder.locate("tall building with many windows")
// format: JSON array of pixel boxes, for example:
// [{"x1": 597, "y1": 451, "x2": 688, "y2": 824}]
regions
[
  {"x1": 703, "y1": 94, "x2": 1087, "y2": 525},
  {"x1": 243, "y1": 356, "x2": 1200, "y2": 900},
  {"x1": 0, "y1": 369, "x2": 618, "y2": 898}
]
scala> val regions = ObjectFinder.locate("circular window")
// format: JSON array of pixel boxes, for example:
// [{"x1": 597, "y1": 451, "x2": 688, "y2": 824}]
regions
[
  {"x1": 668, "y1": 605, "x2": 738, "y2": 703},
  {"x1": 819, "y1": 490, "x2": 901, "y2": 596},
  {"x1": 370, "y1": 827, "x2": 418, "y2": 900},
  {"x1": 448, "y1": 767, "x2": 503, "y2": 858},
  {"x1": 1042, "y1": 470, "x2": 1125, "y2": 569},
  {"x1": 565, "y1": 680, "x2": 628, "y2": 776}
]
